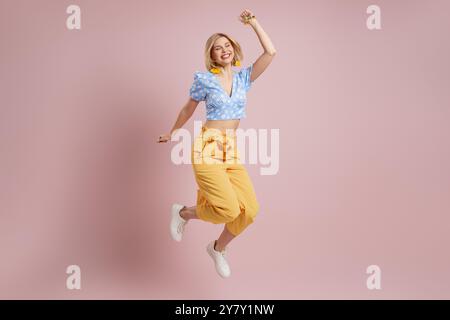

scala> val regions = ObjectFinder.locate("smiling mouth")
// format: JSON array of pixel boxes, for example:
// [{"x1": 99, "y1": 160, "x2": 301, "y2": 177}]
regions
[{"x1": 221, "y1": 53, "x2": 231, "y2": 59}]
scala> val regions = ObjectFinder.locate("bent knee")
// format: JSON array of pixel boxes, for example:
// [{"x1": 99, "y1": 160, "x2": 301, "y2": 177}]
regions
[
  {"x1": 215, "y1": 203, "x2": 241, "y2": 222},
  {"x1": 246, "y1": 201, "x2": 260, "y2": 220}
]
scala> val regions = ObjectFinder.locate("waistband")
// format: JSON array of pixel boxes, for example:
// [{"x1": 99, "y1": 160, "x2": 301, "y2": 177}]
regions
[
  {"x1": 194, "y1": 126, "x2": 239, "y2": 160},
  {"x1": 201, "y1": 125, "x2": 237, "y2": 136}
]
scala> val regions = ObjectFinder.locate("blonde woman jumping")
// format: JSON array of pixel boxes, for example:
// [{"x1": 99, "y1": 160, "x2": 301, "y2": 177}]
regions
[{"x1": 157, "y1": 9, "x2": 276, "y2": 278}]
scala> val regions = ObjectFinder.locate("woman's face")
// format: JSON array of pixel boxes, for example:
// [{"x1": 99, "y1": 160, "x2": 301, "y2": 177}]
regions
[{"x1": 211, "y1": 37, "x2": 235, "y2": 67}]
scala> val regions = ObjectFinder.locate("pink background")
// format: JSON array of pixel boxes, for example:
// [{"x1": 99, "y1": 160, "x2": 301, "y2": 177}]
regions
[{"x1": 1, "y1": 0, "x2": 449, "y2": 299}]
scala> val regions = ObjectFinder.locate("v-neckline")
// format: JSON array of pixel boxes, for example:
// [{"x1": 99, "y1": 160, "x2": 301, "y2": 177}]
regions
[{"x1": 211, "y1": 72, "x2": 235, "y2": 99}]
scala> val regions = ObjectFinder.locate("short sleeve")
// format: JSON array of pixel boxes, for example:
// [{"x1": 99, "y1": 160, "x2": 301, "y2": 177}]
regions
[
  {"x1": 189, "y1": 72, "x2": 207, "y2": 102},
  {"x1": 238, "y1": 64, "x2": 254, "y2": 92}
]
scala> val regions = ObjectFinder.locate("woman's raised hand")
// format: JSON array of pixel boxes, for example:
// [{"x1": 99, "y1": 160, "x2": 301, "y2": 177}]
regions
[{"x1": 238, "y1": 9, "x2": 256, "y2": 25}]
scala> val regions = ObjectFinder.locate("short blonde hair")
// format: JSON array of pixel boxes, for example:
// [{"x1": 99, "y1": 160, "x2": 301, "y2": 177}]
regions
[{"x1": 204, "y1": 33, "x2": 244, "y2": 72}]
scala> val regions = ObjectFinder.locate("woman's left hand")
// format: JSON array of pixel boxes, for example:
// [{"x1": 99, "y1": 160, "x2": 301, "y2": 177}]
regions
[{"x1": 238, "y1": 9, "x2": 256, "y2": 25}]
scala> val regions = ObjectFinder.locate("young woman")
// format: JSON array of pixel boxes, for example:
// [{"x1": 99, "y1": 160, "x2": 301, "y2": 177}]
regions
[{"x1": 157, "y1": 9, "x2": 276, "y2": 278}]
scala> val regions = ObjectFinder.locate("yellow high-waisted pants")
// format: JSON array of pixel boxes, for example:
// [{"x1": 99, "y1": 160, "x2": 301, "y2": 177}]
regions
[{"x1": 191, "y1": 125, "x2": 260, "y2": 237}]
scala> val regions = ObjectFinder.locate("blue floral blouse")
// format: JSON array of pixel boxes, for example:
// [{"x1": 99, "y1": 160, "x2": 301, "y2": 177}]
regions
[{"x1": 189, "y1": 64, "x2": 253, "y2": 120}]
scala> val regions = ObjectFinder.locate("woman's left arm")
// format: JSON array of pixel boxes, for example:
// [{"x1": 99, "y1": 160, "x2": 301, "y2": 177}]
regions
[{"x1": 240, "y1": 9, "x2": 277, "y2": 82}]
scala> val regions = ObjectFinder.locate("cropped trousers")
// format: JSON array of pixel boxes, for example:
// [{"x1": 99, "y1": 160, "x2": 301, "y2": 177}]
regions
[{"x1": 191, "y1": 125, "x2": 260, "y2": 236}]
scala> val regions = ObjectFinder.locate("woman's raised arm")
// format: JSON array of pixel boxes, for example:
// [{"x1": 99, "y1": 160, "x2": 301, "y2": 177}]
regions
[{"x1": 239, "y1": 9, "x2": 277, "y2": 83}]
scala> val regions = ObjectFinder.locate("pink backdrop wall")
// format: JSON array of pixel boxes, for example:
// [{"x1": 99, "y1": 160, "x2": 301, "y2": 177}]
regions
[{"x1": 1, "y1": 0, "x2": 449, "y2": 299}]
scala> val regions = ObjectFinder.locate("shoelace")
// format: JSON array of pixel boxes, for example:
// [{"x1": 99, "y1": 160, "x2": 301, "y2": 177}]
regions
[
  {"x1": 177, "y1": 220, "x2": 187, "y2": 234},
  {"x1": 217, "y1": 248, "x2": 227, "y2": 258}
]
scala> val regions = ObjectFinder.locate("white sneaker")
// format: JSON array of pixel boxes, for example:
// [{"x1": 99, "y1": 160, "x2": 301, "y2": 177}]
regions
[
  {"x1": 206, "y1": 240, "x2": 231, "y2": 278},
  {"x1": 170, "y1": 203, "x2": 188, "y2": 242}
]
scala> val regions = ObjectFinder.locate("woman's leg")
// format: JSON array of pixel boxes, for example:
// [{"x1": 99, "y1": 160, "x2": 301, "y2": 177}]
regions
[
  {"x1": 213, "y1": 163, "x2": 260, "y2": 252},
  {"x1": 214, "y1": 225, "x2": 235, "y2": 252},
  {"x1": 179, "y1": 205, "x2": 199, "y2": 220},
  {"x1": 192, "y1": 163, "x2": 242, "y2": 225},
  {"x1": 190, "y1": 131, "x2": 248, "y2": 252},
  {"x1": 178, "y1": 205, "x2": 236, "y2": 251},
  {"x1": 222, "y1": 163, "x2": 260, "y2": 237}
]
